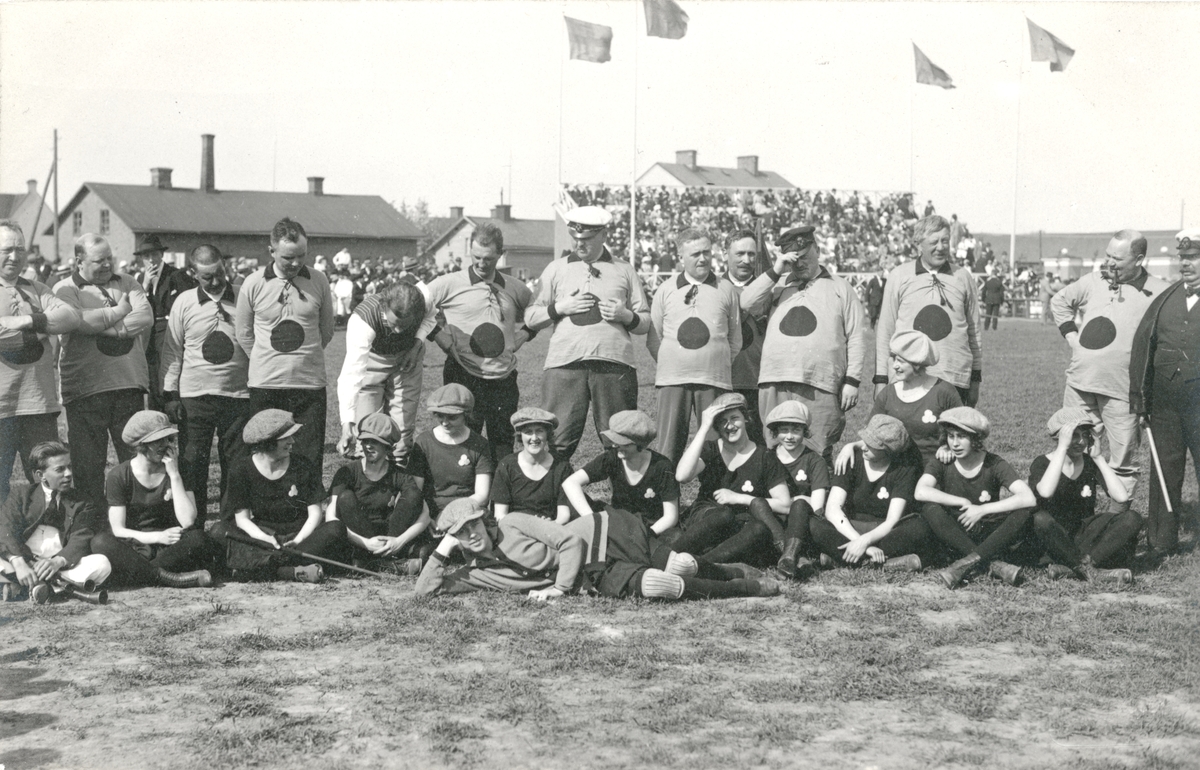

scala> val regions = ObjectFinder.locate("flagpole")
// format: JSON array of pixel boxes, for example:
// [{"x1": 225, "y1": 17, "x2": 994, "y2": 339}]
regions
[
  {"x1": 558, "y1": 13, "x2": 566, "y2": 186},
  {"x1": 630, "y1": 0, "x2": 638, "y2": 265},
  {"x1": 909, "y1": 47, "x2": 915, "y2": 194},
  {"x1": 1008, "y1": 29, "x2": 1022, "y2": 278}
]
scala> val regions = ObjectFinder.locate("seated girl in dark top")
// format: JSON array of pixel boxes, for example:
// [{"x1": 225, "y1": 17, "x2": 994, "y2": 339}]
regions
[
  {"x1": 914, "y1": 407, "x2": 1036, "y2": 589},
  {"x1": 210, "y1": 409, "x2": 348, "y2": 582},
  {"x1": 809, "y1": 414, "x2": 930, "y2": 571},
  {"x1": 492, "y1": 408, "x2": 572, "y2": 524},
  {"x1": 562, "y1": 410, "x2": 681, "y2": 535},
  {"x1": 90, "y1": 411, "x2": 218, "y2": 588},
  {"x1": 411, "y1": 384, "x2": 494, "y2": 519},
  {"x1": 1027, "y1": 407, "x2": 1138, "y2": 585},
  {"x1": 327, "y1": 413, "x2": 430, "y2": 575},
  {"x1": 673, "y1": 393, "x2": 792, "y2": 565},
  {"x1": 765, "y1": 401, "x2": 831, "y2": 580}
]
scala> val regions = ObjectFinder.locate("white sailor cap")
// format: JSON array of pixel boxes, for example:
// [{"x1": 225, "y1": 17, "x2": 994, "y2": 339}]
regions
[
  {"x1": 565, "y1": 206, "x2": 613, "y2": 229},
  {"x1": 1175, "y1": 228, "x2": 1200, "y2": 256}
]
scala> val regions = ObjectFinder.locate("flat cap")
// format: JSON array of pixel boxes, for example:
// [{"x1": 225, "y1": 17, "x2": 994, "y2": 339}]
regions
[
  {"x1": 859, "y1": 414, "x2": 910, "y2": 454},
  {"x1": 601, "y1": 410, "x2": 657, "y2": 447},
  {"x1": 1176, "y1": 227, "x2": 1200, "y2": 255},
  {"x1": 511, "y1": 407, "x2": 559, "y2": 431},
  {"x1": 426, "y1": 383, "x2": 474, "y2": 414},
  {"x1": 710, "y1": 392, "x2": 748, "y2": 417},
  {"x1": 937, "y1": 406, "x2": 990, "y2": 439},
  {"x1": 765, "y1": 400, "x2": 811, "y2": 429},
  {"x1": 1046, "y1": 406, "x2": 1097, "y2": 437},
  {"x1": 401, "y1": 255, "x2": 421, "y2": 271},
  {"x1": 565, "y1": 206, "x2": 613, "y2": 229},
  {"x1": 121, "y1": 410, "x2": 179, "y2": 446},
  {"x1": 777, "y1": 225, "x2": 816, "y2": 252},
  {"x1": 889, "y1": 329, "x2": 939, "y2": 368},
  {"x1": 436, "y1": 498, "x2": 486, "y2": 535},
  {"x1": 243, "y1": 409, "x2": 302, "y2": 445},
  {"x1": 358, "y1": 413, "x2": 401, "y2": 446}
]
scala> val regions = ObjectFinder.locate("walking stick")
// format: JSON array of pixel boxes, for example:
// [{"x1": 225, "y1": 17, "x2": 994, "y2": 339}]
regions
[
  {"x1": 1143, "y1": 420, "x2": 1174, "y2": 515},
  {"x1": 220, "y1": 529, "x2": 393, "y2": 579}
]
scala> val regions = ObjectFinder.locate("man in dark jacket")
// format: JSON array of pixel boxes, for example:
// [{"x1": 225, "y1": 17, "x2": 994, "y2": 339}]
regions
[
  {"x1": 1129, "y1": 228, "x2": 1200, "y2": 559},
  {"x1": 134, "y1": 235, "x2": 196, "y2": 410},
  {"x1": 0, "y1": 441, "x2": 111, "y2": 601},
  {"x1": 865, "y1": 268, "x2": 886, "y2": 329},
  {"x1": 982, "y1": 271, "x2": 1006, "y2": 330}
]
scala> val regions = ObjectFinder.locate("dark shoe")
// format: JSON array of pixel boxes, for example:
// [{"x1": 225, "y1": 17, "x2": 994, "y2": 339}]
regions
[
  {"x1": 818, "y1": 553, "x2": 835, "y2": 569},
  {"x1": 1046, "y1": 563, "x2": 1078, "y2": 581},
  {"x1": 2, "y1": 582, "x2": 28, "y2": 602},
  {"x1": 882, "y1": 554, "x2": 922, "y2": 573},
  {"x1": 30, "y1": 582, "x2": 52, "y2": 604},
  {"x1": 791, "y1": 557, "x2": 817, "y2": 580},
  {"x1": 157, "y1": 568, "x2": 214, "y2": 588},
  {"x1": 988, "y1": 560, "x2": 1023, "y2": 586},
  {"x1": 398, "y1": 558, "x2": 424, "y2": 576},
  {"x1": 775, "y1": 538, "x2": 803, "y2": 579},
  {"x1": 936, "y1": 553, "x2": 983, "y2": 589}
]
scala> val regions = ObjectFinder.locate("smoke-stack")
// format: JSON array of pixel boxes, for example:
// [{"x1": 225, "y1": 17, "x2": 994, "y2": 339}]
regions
[{"x1": 200, "y1": 134, "x2": 216, "y2": 193}]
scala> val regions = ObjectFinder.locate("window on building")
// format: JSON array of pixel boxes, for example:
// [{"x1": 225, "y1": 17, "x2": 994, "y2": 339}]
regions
[
  {"x1": 99, "y1": 210, "x2": 110, "y2": 235},
  {"x1": 72, "y1": 211, "x2": 82, "y2": 235}
]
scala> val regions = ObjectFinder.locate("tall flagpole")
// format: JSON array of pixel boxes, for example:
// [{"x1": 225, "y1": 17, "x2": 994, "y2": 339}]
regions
[
  {"x1": 629, "y1": 0, "x2": 638, "y2": 265},
  {"x1": 909, "y1": 41, "x2": 915, "y2": 193},
  {"x1": 558, "y1": 14, "x2": 566, "y2": 186},
  {"x1": 53, "y1": 130, "x2": 60, "y2": 265},
  {"x1": 1008, "y1": 28, "x2": 1023, "y2": 277}
]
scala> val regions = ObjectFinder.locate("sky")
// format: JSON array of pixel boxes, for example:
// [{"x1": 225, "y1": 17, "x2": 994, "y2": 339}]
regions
[{"x1": 1, "y1": 0, "x2": 1197, "y2": 235}]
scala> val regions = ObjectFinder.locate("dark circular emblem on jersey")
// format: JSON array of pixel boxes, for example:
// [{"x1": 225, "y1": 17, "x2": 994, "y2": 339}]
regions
[
  {"x1": 201, "y1": 331, "x2": 235, "y2": 364},
  {"x1": 570, "y1": 293, "x2": 603, "y2": 326},
  {"x1": 270, "y1": 320, "x2": 305, "y2": 353},
  {"x1": 778, "y1": 306, "x2": 818, "y2": 337},
  {"x1": 469, "y1": 323, "x2": 506, "y2": 358},
  {"x1": 1078, "y1": 317, "x2": 1117, "y2": 350},
  {"x1": 913, "y1": 304, "x2": 953, "y2": 341},
  {"x1": 0, "y1": 331, "x2": 45, "y2": 366},
  {"x1": 740, "y1": 311, "x2": 756, "y2": 349},
  {"x1": 677, "y1": 317, "x2": 711, "y2": 349},
  {"x1": 96, "y1": 335, "x2": 136, "y2": 357}
]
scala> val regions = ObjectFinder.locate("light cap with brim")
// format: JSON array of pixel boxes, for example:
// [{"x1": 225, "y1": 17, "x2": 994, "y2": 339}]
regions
[
  {"x1": 426, "y1": 383, "x2": 474, "y2": 414},
  {"x1": 937, "y1": 406, "x2": 990, "y2": 439},
  {"x1": 1046, "y1": 406, "x2": 1098, "y2": 437},
  {"x1": 709, "y1": 392, "x2": 748, "y2": 418},
  {"x1": 436, "y1": 498, "x2": 486, "y2": 535},
  {"x1": 511, "y1": 407, "x2": 559, "y2": 431},
  {"x1": 1176, "y1": 227, "x2": 1200, "y2": 255},
  {"x1": 765, "y1": 400, "x2": 811, "y2": 429},
  {"x1": 565, "y1": 206, "x2": 613, "y2": 229},
  {"x1": 600, "y1": 410, "x2": 657, "y2": 447},
  {"x1": 243, "y1": 409, "x2": 303, "y2": 445},
  {"x1": 357, "y1": 413, "x2": 401, "y2": 445},
  {"x1": 121, "y1": 410, "x2": 179, "y2": 446},
  {"x1": 889, "y1": 329, "x2": 939, "y2": 367},
  {"x1": 859, "y1": 414, "x2": 910, "y2": 454}
]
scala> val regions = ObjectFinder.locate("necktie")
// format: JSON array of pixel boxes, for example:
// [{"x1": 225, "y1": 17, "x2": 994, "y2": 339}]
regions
[{"x1": 1186, "y1": 285, "x2": 1200, "y2": 298}]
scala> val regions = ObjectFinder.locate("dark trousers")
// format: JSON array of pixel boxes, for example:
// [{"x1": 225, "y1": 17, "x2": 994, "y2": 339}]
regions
[
  {"x1": 248, "y1": 388, "x2": 327, "y2": 474},
  {"x1": 673, "y1": 499, "x2": 776, "y2": 565},
  {"x1": 984, "y1": 303, "x2": 1002, "y2": 330},
  {"x1": 808, "y1": 514, "x2": 931, "y2": 562},
  {"x1": 919, "y1": 503, "x2": 1032, "y2": 562},
  {"x1": 1030, "y1": 509, "x2": 1142, "y2": 569},
  {"x1": 181, "y1": 395, "x2": 251, "y2": 524},
  {"x1": 1146, "y1": 378, "x2": 1200, "y2": 552},
  {"x1": 64, "y1": 388, "x2": 143, "y2": 508},
  {"x1": 542, "y1": 361, "x2": 638, "y2": 462},
  {"x1": 210, "y1": 519, "x2": 350, "y2": 577},
  {"x1": 654, "y1": 385, "x2": 723, "y2": 465},
  {"x1": 90, "y1": 530, "x2": 219, "y2": 587},
  {"x1": 443, "y1": 357, "x2": 519, "y2": 459},
  {"x1": 337, "y1": 488, "x2": 429, "y2": 558},
  {"x1": 734, "y1": 388, "x2": 765, "y2": 445},
  {"x1": 0, "y1": 412, "x2": 61, "y2": 503}
]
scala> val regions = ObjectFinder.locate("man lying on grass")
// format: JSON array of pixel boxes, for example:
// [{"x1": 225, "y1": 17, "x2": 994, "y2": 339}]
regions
[{"x1": 415, "y1": 498, "x2": 780, "y2": 600}]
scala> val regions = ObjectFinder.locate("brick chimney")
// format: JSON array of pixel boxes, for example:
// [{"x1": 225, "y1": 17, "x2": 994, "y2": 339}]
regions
[
  {"x1": 200, "y1": 134, "x2": 216, "y2": 193},
  {"x1": 151, "y1": 168, "x2": 173, "y2": 189},
  {"x1": 450, "y1": 206, "x2": 464, "y2": 219},
  {"x1": 737, "y1": 155, "x2": 759, "y2": 175},
  {"x1": 307, "y1": 177, "x2": 324, "y2": 196},
  {"x1": 491, "y1": 204, "x2": 512, "y2": 222},
  {"x1": 26, "y1": 180, "x2": 37, "y2": 195},
  {"x1": 676, "y1": 150, "x2": 698, "y2": 169}
]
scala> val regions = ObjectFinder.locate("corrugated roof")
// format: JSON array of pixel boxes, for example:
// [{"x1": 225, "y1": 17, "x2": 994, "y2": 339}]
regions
[
  {"x1": 54, "y1": 183, "x2": 423, "y2": 239},
  {"x1": 0, "y1": 194, "x2": 23, "y2": 218},
  {"x1": 644, "y1": 162, "x2": 793, "y2": 189}
]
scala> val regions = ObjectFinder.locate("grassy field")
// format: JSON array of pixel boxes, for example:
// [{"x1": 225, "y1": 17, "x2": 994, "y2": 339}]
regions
[{"x1": 2, "y1": 319, "x2": 1198, "y2": 770}]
